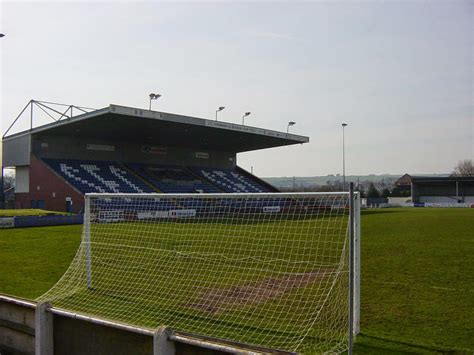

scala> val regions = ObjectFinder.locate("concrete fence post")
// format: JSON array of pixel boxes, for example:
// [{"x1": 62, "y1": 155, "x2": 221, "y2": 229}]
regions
[
  {"x1": 35, "y1": 301, "x2": 53, "y2": 355},
  {"x1": 153, "y1": 326, "x2": 175, "y2": 355}
]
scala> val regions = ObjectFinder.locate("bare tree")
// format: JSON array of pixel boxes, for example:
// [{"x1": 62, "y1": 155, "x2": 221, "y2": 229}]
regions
[{"x1": 451, "y1": 159, "x2": 474, "y2": 177}]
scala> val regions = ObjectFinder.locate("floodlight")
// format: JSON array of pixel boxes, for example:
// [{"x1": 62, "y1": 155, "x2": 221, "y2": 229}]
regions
[
  {"x1": 242, "y1": 112, "x2": 251, "y2": 125},
  {"x1": 215, "y1": 106, "x2": 226, "y2": 120},
  {"x1": 149, "y1": 93, "x2": 161, "y2": 110},
  {"x1": 287, "y1": 121, "x2": 296, "y2": 133}
]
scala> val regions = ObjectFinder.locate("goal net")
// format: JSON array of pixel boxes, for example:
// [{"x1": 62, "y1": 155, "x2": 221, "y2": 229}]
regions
[{"x1": 39, "y1": 192, "x2": 357, "y2": 353}]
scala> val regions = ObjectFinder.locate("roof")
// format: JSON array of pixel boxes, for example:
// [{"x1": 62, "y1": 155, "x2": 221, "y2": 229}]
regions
[
  {"x1": 410, "y1": 175, "x2": 474, "y2": 183},
  {"x1": 395, "y1": 173, "x2": 412, "y2": 186},
  {"x1": 3, "y1": 104, "x2": 309, "y2": 153}
]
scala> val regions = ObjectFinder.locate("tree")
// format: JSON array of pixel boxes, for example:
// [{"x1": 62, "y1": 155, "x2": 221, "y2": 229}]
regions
[
  {"x1": 451, "y1": 159, "x2": 473, "y2": 177},
  {"x1": 391, "y1": 185, "x2": 410, "y2": 197},
  {"x1": 366, "y1": 183, "x2": 380, "y2": 198},
  {"x1": 381, "y1": 188, "x2": 391, "y2": 198}
]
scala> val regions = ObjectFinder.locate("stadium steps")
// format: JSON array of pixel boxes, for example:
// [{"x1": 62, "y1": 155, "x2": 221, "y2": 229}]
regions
[
  {"x1": 122, "y1": 164, "x2": 197, "y2": 210},
  {"x1": 120, "y1": 163, "x2": 162, "y2": 193},
  {"x1": 235, "y1": 166, "x2": 279, "y2": 192},
  {"x1": 192, "y1": 166, "x2": 276, "y2": 193},
  {"x1": 184, "y1": 167, "x2": 226, "y2": 193},
  {"x1": 128, "y1": 163, "x2": 222, "y2": 193},
  {"x1": 42, "y1": 159, "x2": 155, "y2": 194},
  {"x1": 39, "y1": 156, "x2": 85, "y2": 196},
  {"x1": 120, "y1": 164, "x2": 192, "y2": 209}
]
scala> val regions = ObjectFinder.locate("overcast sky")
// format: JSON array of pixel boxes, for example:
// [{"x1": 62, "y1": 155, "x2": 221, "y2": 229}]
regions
[{"x1": 1, "y1": 0, "x2": 472, "y2": 177}]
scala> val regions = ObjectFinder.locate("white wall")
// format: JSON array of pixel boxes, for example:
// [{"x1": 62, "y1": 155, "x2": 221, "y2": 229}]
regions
[
  {"x1": 388, "y1": 197, "x2": 411, "y2": 204},
  {"x1": 419, "y1": 196, "x2": 474, "y2": 203},
  {"x1": 15, "y1": 166, "x2": 29, "y2": 193}
]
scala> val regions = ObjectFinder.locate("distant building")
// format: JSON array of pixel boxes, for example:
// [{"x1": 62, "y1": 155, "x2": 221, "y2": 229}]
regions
[
  {"x1": 397, "y1": 174, "x2": 474, "y2": 204},
  {"x1": 394, "y1": 173, "x2": 412, "y2": 187}
]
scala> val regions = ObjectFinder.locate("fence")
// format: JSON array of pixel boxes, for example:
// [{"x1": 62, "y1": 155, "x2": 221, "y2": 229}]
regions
[{"x1": 0, "y1": 214, "x2": 83, "y2": 229}]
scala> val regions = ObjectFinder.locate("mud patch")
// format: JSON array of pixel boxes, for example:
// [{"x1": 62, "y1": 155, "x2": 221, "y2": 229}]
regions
[{"x1": 187, "y1": 268, "x2": 335, "y2": 314}]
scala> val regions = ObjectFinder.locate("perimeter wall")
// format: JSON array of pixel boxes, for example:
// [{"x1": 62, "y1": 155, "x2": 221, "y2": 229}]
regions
[{"x1": 0, "y1": 295, "x2": 259, "y2": 355}]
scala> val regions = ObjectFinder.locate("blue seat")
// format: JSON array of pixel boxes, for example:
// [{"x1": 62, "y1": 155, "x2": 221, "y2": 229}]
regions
[
  {"x1": 192, "y1": 168, "x2": 273, "y2": 193},
  {"x1": 43, "y1": 159, "x2": 155, "y2": 194},
  {"x1": 126, "y1": 164, "x2": 221, "y2": 193}
]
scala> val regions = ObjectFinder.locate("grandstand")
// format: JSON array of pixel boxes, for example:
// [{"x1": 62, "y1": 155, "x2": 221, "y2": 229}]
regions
[{"x1": 2, "y1": 102, "x2": 308, "y2": 213}]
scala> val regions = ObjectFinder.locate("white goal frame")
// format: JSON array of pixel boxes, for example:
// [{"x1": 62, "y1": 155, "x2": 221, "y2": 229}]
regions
[{"x1": 79, "y1": 188, "x2": 361, "y2": 353}]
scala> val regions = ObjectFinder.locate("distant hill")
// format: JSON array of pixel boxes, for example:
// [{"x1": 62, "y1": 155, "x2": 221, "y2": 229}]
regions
[{"x1": 262, "y1": 174, "x2": 449, "y2": 189}]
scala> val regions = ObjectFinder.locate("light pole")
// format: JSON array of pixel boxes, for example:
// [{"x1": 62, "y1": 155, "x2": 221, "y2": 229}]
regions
[
  {"x1": 342, "y1": 123, "x2": 348, "y2": 191},
  {"x1": 287, "y1": 121, "x2": 296, "y2": 133},
  {"x1": 242, "y1": 112, "x2": 251, "y2": 125},
  {"x1": 215, "y1": 106, "x2": 225, "y2": 121},
  {"x1": 149, "y1": 93, "x2": 161, "y2": 110}
]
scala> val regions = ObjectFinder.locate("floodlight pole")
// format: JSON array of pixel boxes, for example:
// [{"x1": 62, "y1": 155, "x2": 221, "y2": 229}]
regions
[
  {"x1": 342, "y1": 123, "x2": 348, "y2": 191},
  {"x1": 242, "y1": 112, "x2": 251, "y2": 125},
  {"x1": 287, "y1": 121, "x2": 296, "y2": 133},
  {"x1": 149, "y1": 93, "x2": 161, "y2": 111},
  {"x1": 215, "y1": 106, "x2": 225, "y2": 121}
]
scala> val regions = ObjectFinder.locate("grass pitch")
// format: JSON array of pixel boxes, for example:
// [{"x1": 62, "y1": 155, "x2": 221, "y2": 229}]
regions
[
  {"x1": 0, "y1": 208, "x2": 68, "y2": 217},
  {"x1": 1, "y1": 208, "x2": 473, "y2": 353},
  {"x1": 38, "y1": 213, "x2": 351, "y2": 353}
]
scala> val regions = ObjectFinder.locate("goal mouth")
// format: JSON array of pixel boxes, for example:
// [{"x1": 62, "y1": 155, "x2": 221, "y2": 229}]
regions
[{"x1": 38, "y1": 192, "x2": 354, "y2": 354}]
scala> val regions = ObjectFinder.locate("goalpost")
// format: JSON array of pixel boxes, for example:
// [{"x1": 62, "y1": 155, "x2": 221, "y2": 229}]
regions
[{"x1": 39, "y1": 188, "x2": 360, "y2": 354}]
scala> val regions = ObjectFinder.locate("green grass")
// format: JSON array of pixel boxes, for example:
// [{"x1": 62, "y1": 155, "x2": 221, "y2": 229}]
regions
[
  {"x1": 355, "y1": 208, "x2": 474, "y2": 354},
  {"x1": 0, "y1": 225, "x2": 82, "y2": 297},
  {"x1": 0, "y1": 208, "x2": 69, "y2": 217},
  {"x1": 37, "y1": 214, "x2": 350, "y2": 353},
  {"x1": 0, "y1": 208, "x2": 473, "y2": 353}
]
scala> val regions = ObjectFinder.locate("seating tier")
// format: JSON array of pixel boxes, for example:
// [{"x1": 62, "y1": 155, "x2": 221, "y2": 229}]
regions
[
  {"x1": 192, "y1": 168, "x2": 273, "y2": 193},
  {"x1": 43, "y1": 159, "x2": 155, "y2": 194},
  {"x1": 126, "y1": 164, "x2": 221, "y2": 193}
]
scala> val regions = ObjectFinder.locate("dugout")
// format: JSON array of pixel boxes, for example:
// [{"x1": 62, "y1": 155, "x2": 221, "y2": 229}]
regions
[
  {"x1": 2, "y1": 100, "x2": 309, "y2": 213},
  {"x1": 410, "y1": 175, "x2": 474, "y2": 204}
]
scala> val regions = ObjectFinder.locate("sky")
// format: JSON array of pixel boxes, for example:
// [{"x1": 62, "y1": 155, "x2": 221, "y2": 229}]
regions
[{"x1": 1, "y1": 0, "x2": 472, "y2": 177}]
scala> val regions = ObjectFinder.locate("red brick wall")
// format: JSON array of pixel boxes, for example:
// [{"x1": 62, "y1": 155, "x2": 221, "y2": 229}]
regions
[{"x1": 15, "y1": 156, "x2": 84, "y2": 213}]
